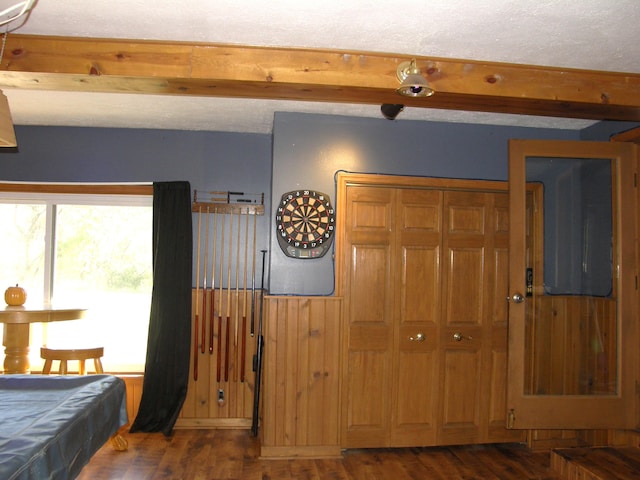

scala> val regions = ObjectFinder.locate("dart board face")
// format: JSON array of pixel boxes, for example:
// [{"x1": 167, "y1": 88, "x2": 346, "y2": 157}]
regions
[{"x1": 276, "y1": 190, "x2": 336, "y2": 259}]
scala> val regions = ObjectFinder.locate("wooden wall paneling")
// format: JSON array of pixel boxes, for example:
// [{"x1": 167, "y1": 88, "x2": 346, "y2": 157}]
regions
[
  {"x1": 177, "y1": 289, "x2": 256, "y2": 428},
  {"x1": 307, "y1": 298, "x2": 342, "y2": 446},
  {"x1": 119, "y1": 374, "x2": 144, "y2": 425},
  {"x1": 260, "y1": 296, "x2": 342, "y2": 458},
  {"x1": 261, "y1": 297, "x2": 279, "y2": 449}
]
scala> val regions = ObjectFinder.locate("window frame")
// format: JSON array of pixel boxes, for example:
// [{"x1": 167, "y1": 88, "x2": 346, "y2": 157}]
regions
[{"x1": 0, "y1": 182, "x2": 153, "y2": 372}]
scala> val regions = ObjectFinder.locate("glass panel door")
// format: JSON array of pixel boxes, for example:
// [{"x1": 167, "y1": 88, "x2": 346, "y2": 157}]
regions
[{"x1": 507, "y1": 139, "x2": 637, "y2": 429}]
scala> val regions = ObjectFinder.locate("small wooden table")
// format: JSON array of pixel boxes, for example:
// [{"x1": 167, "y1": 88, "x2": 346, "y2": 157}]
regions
[{"x1": 0, "y1": 305, "x2": 87, "y2": 374}]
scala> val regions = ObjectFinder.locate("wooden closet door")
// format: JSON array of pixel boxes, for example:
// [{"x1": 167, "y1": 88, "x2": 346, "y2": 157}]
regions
[
  {"x1": 437, "y1": 190, "x2": 524, "y2": 445},
  {"x1": 437, "y1": 190, "x2": 486, "y2": 445},
  {"x1": 389, "y1": 188, "x2": 442, "y2": 446},
  {"x1": 338, "y1": 175, "x2": 523, "y2": 449},
  {"x1": 341, "y1": 185, "x2": 395, "y2": 447}
]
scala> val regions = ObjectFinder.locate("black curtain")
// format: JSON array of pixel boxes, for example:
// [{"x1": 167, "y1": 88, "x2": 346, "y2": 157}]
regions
[{"x1": 130, "y1": 181, "x2": 192, "y2": 436}]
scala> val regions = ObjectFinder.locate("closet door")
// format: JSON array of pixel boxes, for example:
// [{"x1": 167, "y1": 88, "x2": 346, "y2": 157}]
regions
[
  {"x1": 342, "y1": 186, "x2": 444, "y2": 447},
  {"x1": 338, "y1": 174, "x2": 523, "y2": 448},
  {"x1": 437, "y1": 191, "x2": 523, "y2": 445},
  {"x1": 437, "y1": 191, "x2": 486, "y2": 444},
  {"x1": 341, "y1": 185, "x2": 395, "y2": 447},
  {"x1": 389, "y1": 188, "x2": 442, "y2": 446}
]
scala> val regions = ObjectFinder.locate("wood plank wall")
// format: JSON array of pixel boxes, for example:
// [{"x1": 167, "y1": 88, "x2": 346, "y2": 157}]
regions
[
  {"x1": 119, "y1": 375, "x2": 144, "y2": 426},
  {"x1": 177, "y1": 289, "x2": 258, "y2": 428},
  {"x1": 261, "y1": 296, "x2": 343, "y2": 458},
  {"x1": 120, "y1": 285, "x2": 619, "y2": 451}
]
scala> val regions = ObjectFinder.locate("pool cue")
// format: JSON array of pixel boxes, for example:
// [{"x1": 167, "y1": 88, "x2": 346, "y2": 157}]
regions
[
  {"x1": 193, "y1": 205, "x2": 202, "y2": 381},
  {"x1": 201, "y1": 206, "x2": 210, "y2": 354},
  {"x1": 250, "y1": 213, "x2": 257, "y2": 337},
  {"x1": 225, "y1": 210, "x2": 233, "y2": 382},
  {"x1": 241, "y1": 211, "x2": 249, "y2": 382},
  {"x1": 216, "y1": 213, "x2": 225, "y2": 384},
  {"x1": 209, "y1": 208, "x2": 217, "y2": 354},
  {"x1": 233, "y1": 210, "x2": 241, "y2": 382},
  {"x1": 251, "y1": 249, "x2": 267, "y2": 436}
]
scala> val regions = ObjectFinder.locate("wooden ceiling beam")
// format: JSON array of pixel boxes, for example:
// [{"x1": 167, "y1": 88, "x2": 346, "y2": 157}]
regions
[{"x1": 0, "y1": 34, "x2": 638, "y2": 122}]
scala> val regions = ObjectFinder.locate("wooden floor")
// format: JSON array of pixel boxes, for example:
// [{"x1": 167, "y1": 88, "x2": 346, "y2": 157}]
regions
[
  {"x1": 77, "y1": 429, "x2": 558, "y2": 480},
  {"x1": 551, "y1": 446, "x2": 640, "y2": 479}
]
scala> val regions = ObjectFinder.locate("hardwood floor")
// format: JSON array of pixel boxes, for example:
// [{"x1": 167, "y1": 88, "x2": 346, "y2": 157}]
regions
[{"x1": 77, "y1": 429, "x2": 559, "y2": 480}]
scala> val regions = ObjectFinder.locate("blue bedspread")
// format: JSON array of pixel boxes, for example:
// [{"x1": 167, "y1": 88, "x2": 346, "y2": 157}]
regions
[{"x1": 0, "y1": 374, "x2": 128, "y2": 480}]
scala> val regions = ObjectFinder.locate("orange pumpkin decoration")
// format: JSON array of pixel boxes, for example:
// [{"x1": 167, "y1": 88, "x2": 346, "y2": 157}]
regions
[{"x1": 4, "y1": 284, "x2": 27, "y2": 306}]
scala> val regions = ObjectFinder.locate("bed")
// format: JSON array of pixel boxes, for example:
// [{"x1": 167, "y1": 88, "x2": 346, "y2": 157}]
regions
[{"x1": 0, "y1": 374, "x2": 128, "y2": 480}]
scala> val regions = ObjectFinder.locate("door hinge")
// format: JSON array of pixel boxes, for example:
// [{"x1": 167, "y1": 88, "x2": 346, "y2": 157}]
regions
[{"x1": 507, "y1": 408, "x2": 516, "y2": 429}]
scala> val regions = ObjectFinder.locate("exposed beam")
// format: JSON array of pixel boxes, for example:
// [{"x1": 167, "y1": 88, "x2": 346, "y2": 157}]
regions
[{"x1": 0, "y1": 34, "x2": 638, "y2": 122}]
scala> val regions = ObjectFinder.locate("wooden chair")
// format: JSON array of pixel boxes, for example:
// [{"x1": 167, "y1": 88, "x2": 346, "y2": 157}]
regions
[{"x1": 40, "y1": 347, "x2": 104, "y2": 375}]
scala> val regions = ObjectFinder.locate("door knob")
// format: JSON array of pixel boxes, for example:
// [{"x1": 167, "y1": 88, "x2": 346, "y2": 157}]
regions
[
  {"x1": 508, "y1": 292, "x2": 524, "y2": 304},
  {"x1": 453, "y1": 332, "x2": 473, "y2": 342},
  {"x1": 409, "y1": 332, "x2": 426, "y2": 342}
]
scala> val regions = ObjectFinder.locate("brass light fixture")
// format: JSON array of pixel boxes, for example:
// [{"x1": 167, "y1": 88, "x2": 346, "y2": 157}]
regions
[{"x1": 396, "y1": 58, "x2": 434, "y2": 98}]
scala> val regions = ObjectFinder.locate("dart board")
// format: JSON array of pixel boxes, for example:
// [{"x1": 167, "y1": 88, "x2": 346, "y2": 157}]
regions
[{"x1": 276, "y1": 190, "x2": 336, "y2": 259}]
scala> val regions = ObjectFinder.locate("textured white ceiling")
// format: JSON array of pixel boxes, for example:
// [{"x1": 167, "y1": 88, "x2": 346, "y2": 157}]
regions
[{"x1": 3, "y1": 0, "x2": 639, "y2": 133}]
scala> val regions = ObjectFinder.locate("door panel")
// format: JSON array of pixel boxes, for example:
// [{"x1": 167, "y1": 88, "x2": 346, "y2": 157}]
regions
[
  {"x1": 443, "y1": 192, "x2": 487, "y2": 328},
  {"x1": 401, "y1": 246, "x2": 440, "y2": 323},
  {"x1": 390, "y1": 188, "x2": 442, "y2": 446},
  {"x1": 507, "y1": 139, "x2": 637, "y2": 429},
  {"x1": 440, "y1": 348, "x2": 482, "y2": 444},
  {"x1": 349, "y1": 245, "x2": 390, "y2": 325},
  {"x1": 346, "y1": 351, "x2": 388, "y2": 438},
  {"x1": 392, "y1": 347, "x2": 438, "y2": 446},
  {"x1": 343, "y1": 186, "x2": 394, "y2": 446},
  {"x1": 438, "y1": 191, "x2": 493, "y2": 445},
  {"x1": 445, "y1": 247, "x2": 484, "y2": 325}
]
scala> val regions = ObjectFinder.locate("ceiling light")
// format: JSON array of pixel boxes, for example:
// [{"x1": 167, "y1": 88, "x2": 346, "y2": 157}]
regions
[
  {"x1": 396, "y1": 59, "x2": 434, "y2": 98},
  {"x1": 381, "y1": 104, "x2": 404, "y2": 120}
]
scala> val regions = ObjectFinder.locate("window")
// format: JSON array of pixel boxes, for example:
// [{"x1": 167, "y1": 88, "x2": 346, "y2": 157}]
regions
[{"x1": 0, "y1": 184, "x2": 153, "y2": 372}]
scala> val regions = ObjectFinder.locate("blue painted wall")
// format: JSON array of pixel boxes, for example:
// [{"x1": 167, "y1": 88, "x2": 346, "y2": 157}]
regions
[
  {"x1": 0, "y1": 126, "x2": 274, "y2": 288},
  {"x1": 580, "y1": 121, "x2": 639, "y2": 141},
  {"x1": 0, "y1": 126, "x2": 272, "y2": 188},
  {"x1": 2, "y1": 117, "x2": 634, "y2": 295},
  {"x1": 270, "y1": 112, "x2": 580, "y2": 295}
]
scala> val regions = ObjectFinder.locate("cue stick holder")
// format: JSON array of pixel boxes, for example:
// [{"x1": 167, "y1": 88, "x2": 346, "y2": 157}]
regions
[{"x1": 190, "y1": 190, "x2": 264, "y2": 412}]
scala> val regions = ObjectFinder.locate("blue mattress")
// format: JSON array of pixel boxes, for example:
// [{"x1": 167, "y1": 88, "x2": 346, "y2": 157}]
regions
[{"x1": 0, "y1": 374, "x2": 128, "y2": 480}]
